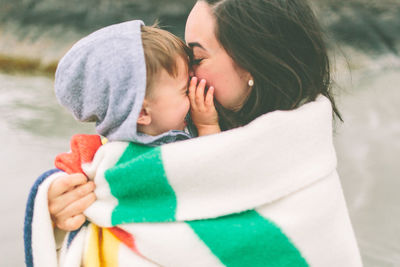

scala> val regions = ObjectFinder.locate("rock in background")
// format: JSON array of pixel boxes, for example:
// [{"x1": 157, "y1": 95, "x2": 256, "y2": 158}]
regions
[
  {"x1": 313, "y1": 0, "x2": 400, "y2": 83},
  {"x1": 317, "y1": 0, "x2": 400, "y2": 54},
  {"x1": 0, "y1": 0, "x2": 399, "y2": 74},
  {"x1": 4, "y1": 0, "x2": 398, "y2": 116},
  {"x1": 0, "y1": 0, "x2": 197, "y2": 72}
]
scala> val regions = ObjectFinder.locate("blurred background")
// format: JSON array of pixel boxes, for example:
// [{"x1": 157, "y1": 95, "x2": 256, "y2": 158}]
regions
[{"x1": 0, "y1": 0, "x2": 399, "y2": 266}]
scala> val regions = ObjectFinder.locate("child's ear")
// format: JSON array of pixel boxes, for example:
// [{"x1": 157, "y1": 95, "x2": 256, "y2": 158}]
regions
[{"x1": 137, "y1": 100, "x2": 152, "y2": 126}]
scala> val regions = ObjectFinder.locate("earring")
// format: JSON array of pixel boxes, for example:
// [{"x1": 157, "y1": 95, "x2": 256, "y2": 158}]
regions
[{"x1": 248, "y1": 79, "x2": 254, "y2": 87}]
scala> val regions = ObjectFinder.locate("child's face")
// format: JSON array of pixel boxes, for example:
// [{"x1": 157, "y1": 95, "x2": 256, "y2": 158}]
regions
[{"x1": 145, "y1": 57, "x2": 190, "y2": 135}]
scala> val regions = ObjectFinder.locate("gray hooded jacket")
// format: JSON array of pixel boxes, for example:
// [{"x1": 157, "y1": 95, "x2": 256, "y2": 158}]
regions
[{"x1": 55, "y1": 20, "x2": 191, "y2": 146}]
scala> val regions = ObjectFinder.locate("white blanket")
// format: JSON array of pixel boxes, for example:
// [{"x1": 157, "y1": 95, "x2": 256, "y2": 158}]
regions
[{"x1": 24, "y1": 95, "x2": 362, "y2": 266}]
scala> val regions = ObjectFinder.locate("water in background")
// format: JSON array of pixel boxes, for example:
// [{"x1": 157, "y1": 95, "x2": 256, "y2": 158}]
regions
[{"x1": 1, "y1": 0, "x2": 399, "y2": 266}]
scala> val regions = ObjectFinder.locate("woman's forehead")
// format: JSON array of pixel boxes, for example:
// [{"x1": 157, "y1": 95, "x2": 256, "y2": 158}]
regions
[{"x1": 185, "y1": 1, "x2": 217, "y2": 50}]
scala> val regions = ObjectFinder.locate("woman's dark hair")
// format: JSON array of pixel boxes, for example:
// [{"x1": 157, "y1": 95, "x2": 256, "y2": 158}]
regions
[{"x1": 201, "y1": 0, "x2": 342, "y2": 130}]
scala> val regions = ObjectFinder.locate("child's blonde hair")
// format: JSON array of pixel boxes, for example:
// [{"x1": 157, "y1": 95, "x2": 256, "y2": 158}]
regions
[{"x1": 141, "y1": 25, "x2": 192, "y2": 97}]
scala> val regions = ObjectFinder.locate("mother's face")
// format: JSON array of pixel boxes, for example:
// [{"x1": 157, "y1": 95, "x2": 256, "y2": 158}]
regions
[{"x1": 185, "y1": 1, "x2": 252, "y2": 111}]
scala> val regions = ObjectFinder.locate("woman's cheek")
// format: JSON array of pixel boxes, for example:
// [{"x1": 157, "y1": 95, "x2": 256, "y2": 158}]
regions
[
  {"x1": 194, "y1": 63, "x2": 232, "y2": 107},
  {"x1": 208, "y1": 73, "x2": 231, "y2": 105},
  {"x1": 201, "y1": 66, "x2": 218, "y2": 89},
  {"x1": 213, "y1": 85, "x2": 229, "y2": 106},
  {"x1": 193, "y1": 65, "x2": 208, "y2": 82}
]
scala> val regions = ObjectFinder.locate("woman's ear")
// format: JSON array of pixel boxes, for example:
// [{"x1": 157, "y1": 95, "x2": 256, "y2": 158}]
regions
[{"x1": 137, "y1": 100, "x2": 152, "y2": 126}]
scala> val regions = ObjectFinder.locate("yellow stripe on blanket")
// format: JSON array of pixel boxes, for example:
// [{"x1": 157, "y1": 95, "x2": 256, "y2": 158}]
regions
[{"x1": 83, "y1": 224, "x2": 120, "y2": 266}]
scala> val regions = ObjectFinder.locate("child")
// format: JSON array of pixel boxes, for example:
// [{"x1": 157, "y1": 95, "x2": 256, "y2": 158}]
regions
[
  {"x1": 52, "y1": 18, "x2": 223, "y2": 257},
  {"x1": 24, "y1": 20, "x2": 223, "y2": 266},
  {"x1": 55, "y1": 20, "x2": 220, "y2": 147}
]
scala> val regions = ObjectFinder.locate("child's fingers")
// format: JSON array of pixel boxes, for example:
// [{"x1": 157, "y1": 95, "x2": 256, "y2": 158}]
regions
[
  {"x1": 49, "y1": 181, "x2": 95, "y2": 216},
  {"x1": 48, "y1": 173, "x2": 88, "y2": 199},
  {"x1": 60, "y1": 192, "x2": 96, "y2": 217},
  {"x1": 196, "y1": 79, "x2": 207, "y2": 109},
  {"x1": 54, "y1": 192, "x2": 96, "y2": 228},
  {"x1": 188, "y1": 77, "x2": 198, "y2": 108},
  {"x1": 58, "y1": 214, "x2": 86, "y2": 231},
  {"x1": 205, "y1": 86, "x2": 215, "y2": 107}
]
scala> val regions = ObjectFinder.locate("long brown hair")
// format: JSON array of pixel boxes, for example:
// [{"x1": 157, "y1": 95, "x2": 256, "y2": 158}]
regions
[{"x1": 201, "y1": 0, "x2": 342, "y2": 130}]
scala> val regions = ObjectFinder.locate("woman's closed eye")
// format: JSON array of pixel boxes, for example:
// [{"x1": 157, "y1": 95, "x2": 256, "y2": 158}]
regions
[{"x1": 193, "y1": 58, "x2": 204, "y2": 65}]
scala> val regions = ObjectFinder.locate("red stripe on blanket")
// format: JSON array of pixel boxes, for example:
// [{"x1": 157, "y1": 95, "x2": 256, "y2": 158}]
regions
[
  {"x1": 108, "y1": 227, "x2": 141, "y2": 255},
  {"x1": 55, "y1": 134, "x2": 102, "y2": 174}
]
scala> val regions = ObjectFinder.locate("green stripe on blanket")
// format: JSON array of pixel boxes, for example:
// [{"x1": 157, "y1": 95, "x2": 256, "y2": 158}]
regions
[
  {"x1": 105, "y1": 143, "x2": 177, "y2": 224},
  {"x1": 187, "y1": 210, "x2": 308, "y2": 267}
]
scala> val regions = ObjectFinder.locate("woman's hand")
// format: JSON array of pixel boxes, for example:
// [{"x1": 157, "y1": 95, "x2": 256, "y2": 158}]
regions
[
  {"x1": 188, "y1": 77, "x2": 221, "y2": 136},
  {"x1": 48, "y1": 173, "x2": 96, "y2": 231}
]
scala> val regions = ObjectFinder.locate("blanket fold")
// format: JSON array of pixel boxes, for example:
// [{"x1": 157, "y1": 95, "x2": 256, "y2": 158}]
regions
[{"x1": 24, "y1": 96, "x2": 362, "y2": 267}]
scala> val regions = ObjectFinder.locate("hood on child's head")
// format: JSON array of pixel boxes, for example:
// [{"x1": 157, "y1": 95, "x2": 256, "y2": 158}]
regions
[{"x1": 54, "y1": 20, "x2": 190, "y2": 146}]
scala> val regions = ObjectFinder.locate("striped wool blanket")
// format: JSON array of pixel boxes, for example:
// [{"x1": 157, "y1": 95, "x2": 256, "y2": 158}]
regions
[{"x1": 24, "y1": 96, "x2": 362, "y2": 267}]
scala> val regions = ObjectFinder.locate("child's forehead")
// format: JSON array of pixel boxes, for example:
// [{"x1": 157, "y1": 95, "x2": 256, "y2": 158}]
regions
[
  {"x1": 168, "y1": 56, "x2": 190, "y2": 80},
  {"x1": 167, "y1": 55, "x2": 190, "y2": 77},
  {"x1": 147, "y1": 56, "x2": 189, "y2": 96}
]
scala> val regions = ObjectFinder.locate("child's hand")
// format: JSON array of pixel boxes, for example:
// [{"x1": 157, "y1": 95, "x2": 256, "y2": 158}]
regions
[
  {"x1": 188, "y1": 77, "x2": 221, "y2": 136},
  {"x1": 48, "y1": 173, "x2": 96, "y2": 231}
]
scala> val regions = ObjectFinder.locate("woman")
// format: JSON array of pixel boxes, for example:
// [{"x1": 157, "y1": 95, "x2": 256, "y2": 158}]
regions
[
  {"x1": 40, "y1": 0, "x2": 361, "y2": 266},
  {"x1": 50, "y1": 0, "x2": 342, "y2": 229}
]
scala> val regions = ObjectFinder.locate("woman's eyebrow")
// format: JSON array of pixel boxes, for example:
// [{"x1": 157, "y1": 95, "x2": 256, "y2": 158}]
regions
[{"x1": 188, "y1": 42, "x2": 206, "y2": 51}]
